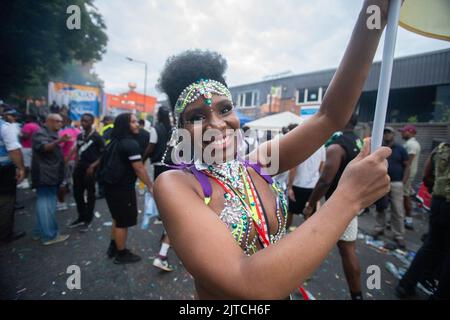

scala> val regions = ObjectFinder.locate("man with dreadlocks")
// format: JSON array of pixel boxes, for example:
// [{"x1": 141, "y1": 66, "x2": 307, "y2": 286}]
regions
[{"x1": 99, "y1": 113, "x2": 154, "y2": 264}]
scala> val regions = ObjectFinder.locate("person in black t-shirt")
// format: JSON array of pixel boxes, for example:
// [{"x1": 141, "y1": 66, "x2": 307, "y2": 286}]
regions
[
  {"x1": 304, "y1": 114, "x2": 364, "y2": 300},
  {"x1": 374, "y1": 127, "x2": 410, "y2": 249},
  {"x1": 68, "y1": 113, "x2": 105, "y2": 231},
  {"x1": 136, "y1": 119, "x2": 150, "y2": 155},
  {"x1": 101, "y1": 113, "x2": 153, "y2": 264}
]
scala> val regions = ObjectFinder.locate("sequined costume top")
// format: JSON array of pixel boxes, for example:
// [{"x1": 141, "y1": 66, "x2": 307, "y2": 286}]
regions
[{"x1": 191, "y1": 159, "x2": 288, "y2": 256}]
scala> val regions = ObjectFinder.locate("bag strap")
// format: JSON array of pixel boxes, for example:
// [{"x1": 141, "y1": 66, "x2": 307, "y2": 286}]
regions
[
  {"x1": 244, "y1": 160, "x2": 273, "y2": 184},
  {"x1": 190, "y1": 165, "x2": 212, "y2": 205}
]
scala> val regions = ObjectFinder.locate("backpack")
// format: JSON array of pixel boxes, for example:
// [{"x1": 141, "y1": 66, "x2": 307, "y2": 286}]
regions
[{"x1": 98, "y1": 139, "x2": 127, "y2": 185}]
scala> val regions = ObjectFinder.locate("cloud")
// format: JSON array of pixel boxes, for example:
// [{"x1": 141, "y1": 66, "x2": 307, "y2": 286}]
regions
[{"x1": 93, "y1": 0, "x2": 450, "y2": 100}]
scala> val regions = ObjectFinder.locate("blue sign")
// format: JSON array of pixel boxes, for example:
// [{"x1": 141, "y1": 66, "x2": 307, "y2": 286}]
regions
[{"x1": 301, "y1": 106, "x2": 320, "y2": 118}]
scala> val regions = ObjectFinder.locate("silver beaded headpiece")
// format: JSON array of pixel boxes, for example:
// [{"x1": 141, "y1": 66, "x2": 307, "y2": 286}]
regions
[{"x1": 174, "y1": 78, "x2": 232, "y2": 122}]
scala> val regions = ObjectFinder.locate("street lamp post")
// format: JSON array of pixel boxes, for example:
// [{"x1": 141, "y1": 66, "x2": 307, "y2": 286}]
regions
[{"x1": 126, "y1": 57, "x2": 148, "y2": 113}]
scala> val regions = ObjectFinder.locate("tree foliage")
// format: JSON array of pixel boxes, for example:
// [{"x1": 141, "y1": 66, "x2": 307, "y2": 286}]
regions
[{"x1": 0, "y1": 0, "x2": 108, "y2": 99}]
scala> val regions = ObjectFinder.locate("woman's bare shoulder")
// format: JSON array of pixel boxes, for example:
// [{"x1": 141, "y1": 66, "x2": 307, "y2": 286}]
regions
[
  {"x1": 155, "y1": 169, "x2": 195, "y2": 190},
  {"x1": 153, "y1": 169, "x2": 203, "y2": 207}
]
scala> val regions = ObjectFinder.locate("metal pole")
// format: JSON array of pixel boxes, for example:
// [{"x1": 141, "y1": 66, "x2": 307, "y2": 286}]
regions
[
  {"x1": 126, "y1": 57, "x2": 148, "y2": 115},
  {"x1": 370, "y1": 0, "x2": 402, "y2": 152}
]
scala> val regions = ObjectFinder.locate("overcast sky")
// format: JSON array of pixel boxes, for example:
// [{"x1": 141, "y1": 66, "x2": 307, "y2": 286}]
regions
[{"x1": 93, "y1": 0, "x2": 450, "y2": 99}]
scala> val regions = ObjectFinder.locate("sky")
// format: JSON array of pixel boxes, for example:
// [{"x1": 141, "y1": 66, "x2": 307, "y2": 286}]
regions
[{"x1": 93, "y1": 0, "x2": 450, "y2": 99}]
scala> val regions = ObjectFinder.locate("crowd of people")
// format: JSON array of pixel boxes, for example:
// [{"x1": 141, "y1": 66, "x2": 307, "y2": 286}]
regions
[
  {"x1": 0, "y1": 1, "x2": 448, "y2": 301},
  {"x1": 1, "y1": 86, "x2": 448, "y2": 300},
  {"x1": 0, "y1": 103, "x2": 178, "y2": 271}
]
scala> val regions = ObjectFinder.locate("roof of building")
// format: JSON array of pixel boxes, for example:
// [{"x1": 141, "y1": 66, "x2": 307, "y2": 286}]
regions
[{"x1": 229, "y1": 49, "x2": 450, "y2": 99}]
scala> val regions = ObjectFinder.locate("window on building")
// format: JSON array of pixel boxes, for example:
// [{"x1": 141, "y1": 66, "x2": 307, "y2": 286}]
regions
[
  {"x1": 297, "y1": 89, "x2": 305, "y2": 104},
  {"x1": 307, "y1": 88, "x2": 319, "y2": 102},
  {"x1": 237, "y1": 91, "x2": 258, "y2": 107},
  {"x1": 245, "y1": 92, "x2": 253, "y2": 107}
]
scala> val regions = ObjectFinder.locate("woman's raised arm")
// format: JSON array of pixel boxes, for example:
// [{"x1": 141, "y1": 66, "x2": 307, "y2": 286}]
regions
[
  {"x1": 155, "y1": 143, "x2": 391, "y2": 299},
  {"x1": 251, "y1": 0, "x2": 392, "y2": 175}
]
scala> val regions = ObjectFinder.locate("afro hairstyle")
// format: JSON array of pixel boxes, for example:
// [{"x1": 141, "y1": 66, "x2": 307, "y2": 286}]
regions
[{"x1": 157, "y1": 49, "x2": 229, "y2": 111}]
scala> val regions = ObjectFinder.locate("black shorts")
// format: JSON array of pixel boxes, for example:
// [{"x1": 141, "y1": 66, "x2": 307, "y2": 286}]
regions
[
  {"x1": 288, "y1": 186, "x2": 313, "y2": 215},
  {"x1": 105, "y1": 185, "x2": 138, "y2": 228}
]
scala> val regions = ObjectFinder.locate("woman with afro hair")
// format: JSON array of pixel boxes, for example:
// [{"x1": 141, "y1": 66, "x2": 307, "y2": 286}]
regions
[{"x1": 154, "y1": 0, "x2": 394, "y2": 299}]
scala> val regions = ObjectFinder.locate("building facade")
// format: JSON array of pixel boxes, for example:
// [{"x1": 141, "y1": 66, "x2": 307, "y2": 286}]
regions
[{"x1": 229, "y1": 49, "x2": 450, "y2": 123}]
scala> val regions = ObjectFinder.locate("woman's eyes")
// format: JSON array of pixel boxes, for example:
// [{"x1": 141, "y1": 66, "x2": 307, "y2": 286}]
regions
[
  {"x1": 220, "y1": 104, "x2": 233, "y2": 114},
  {"x1": 187, "y1": 114, "x2": 206, "y2": 123},
  {"x1": 186, "y1": 105, "x2": 233, "y2": 123}
]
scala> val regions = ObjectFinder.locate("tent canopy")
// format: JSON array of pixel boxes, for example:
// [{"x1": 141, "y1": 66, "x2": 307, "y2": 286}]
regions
[
  {"x1": 235, "y1": 110, "x2": 252, "y2": 127},
  {"x1": 244, "y1": 112, "x2": 304, "y2": 131}
]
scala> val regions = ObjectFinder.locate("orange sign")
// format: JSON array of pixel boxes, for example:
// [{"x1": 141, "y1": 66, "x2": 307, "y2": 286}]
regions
[{"x1": 106, "y1": 90, "x2": 156, "y2": 113}]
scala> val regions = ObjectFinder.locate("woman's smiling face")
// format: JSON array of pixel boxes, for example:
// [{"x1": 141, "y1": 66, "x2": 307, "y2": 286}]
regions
[{"x1": 181, "y1": 94, "x2": 240, "y2": 163}]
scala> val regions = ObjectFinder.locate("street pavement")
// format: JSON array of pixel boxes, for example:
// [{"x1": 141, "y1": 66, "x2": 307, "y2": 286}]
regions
[{"x1": 1, "y1": 186, "x2": 430, "y2": 300}]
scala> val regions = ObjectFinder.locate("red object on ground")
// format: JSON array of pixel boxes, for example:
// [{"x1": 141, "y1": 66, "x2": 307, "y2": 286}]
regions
[{"x1": 416, "y1": 182, "x2": 431, "y2": 211}]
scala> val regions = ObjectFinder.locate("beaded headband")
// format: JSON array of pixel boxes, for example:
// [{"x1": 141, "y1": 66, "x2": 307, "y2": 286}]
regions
[
  {"x1": 174, "y1": 79, "x2": 233, "y2": 120},
  {"x1": 162, "y1": 79, "x2": 233, "y2": 166}
]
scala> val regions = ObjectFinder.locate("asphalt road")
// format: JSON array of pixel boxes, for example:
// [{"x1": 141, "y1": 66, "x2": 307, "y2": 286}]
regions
[{"x1": 0, "y1": 186, "x2": 430, "y2": 300}]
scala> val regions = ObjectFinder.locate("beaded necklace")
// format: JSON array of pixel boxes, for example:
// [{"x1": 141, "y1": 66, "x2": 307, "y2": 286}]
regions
[{"x1": 200, "y1": 159, "x2": 288, "y2": 255}]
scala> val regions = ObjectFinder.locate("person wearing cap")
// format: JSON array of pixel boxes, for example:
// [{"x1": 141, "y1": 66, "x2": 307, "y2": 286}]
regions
[
  {"x1": 373, "y1": 127, "x2": 410, "y2": 249},
  {"x1": 399, "y1": 125, "x2": 421, "y2": 230},
  {"x1": 2, "y1": 107, "x2": 21, "y2": 138},
  {"x1": 0, "y1": 108, "x2": 26, "y2": 244},
  {"x1": 2, "y1": 107, "x2": 20, "y2": 120},
  {"x1": 2, "y1": 108, "x2": 27, "y2": 209}
]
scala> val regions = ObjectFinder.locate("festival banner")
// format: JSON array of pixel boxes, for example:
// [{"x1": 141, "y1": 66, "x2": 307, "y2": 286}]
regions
[{"x1": 48, "y1": 81, "x2": 101, "y2": 120}]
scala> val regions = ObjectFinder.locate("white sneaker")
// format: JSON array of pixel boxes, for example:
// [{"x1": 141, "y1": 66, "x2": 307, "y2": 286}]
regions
[
  {"x1": 153, "y1": 218, "x2": 163, "y2": 225},
  {"x1": 153, "y1": 257, "x2": 174, "y2": 272},
  {"x1": 57, "y1": 202, "x2": 69, "y2": 211},
  {"x1": 17, "y1": 179, "x2": 30, "y2": 189},
  {"x1": 42, "y1": 234, "x2": 70, "y2": 246}
]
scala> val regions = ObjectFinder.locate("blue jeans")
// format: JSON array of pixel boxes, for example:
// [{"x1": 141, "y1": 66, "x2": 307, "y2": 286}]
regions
[{"x1": 35, "y1": 186, "x2": 59, "y2": 242}]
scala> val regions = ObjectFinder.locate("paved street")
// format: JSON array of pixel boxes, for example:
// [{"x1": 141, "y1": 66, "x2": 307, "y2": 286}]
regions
[{"x1": 1, "y1": 186, "x2": 430, "y2": 300}]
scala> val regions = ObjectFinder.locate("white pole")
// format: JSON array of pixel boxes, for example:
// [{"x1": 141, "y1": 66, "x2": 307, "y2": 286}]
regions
[{"x1": 370, "y1": 0, "x2": 402, "y2": 152}]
